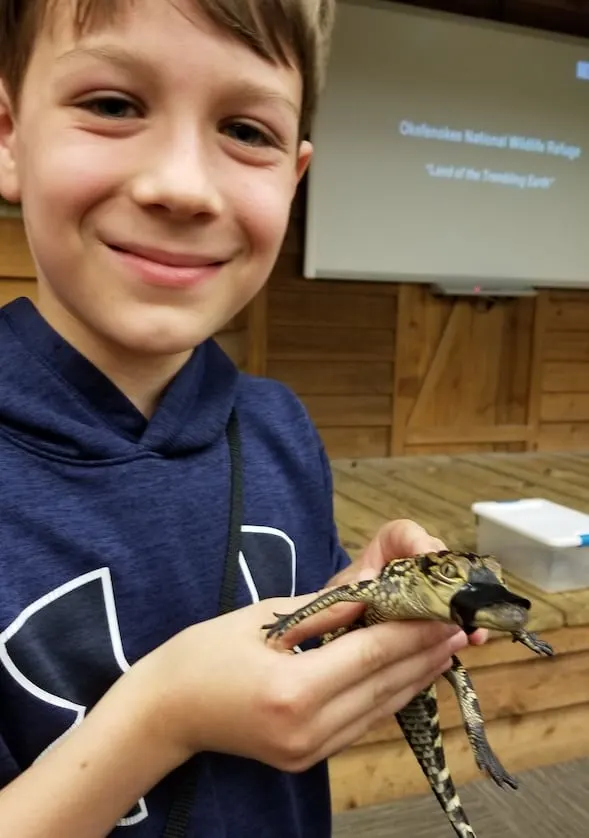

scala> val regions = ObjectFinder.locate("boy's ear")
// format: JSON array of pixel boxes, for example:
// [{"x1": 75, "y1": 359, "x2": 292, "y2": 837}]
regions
[
  {"x1": 0, "y1": 80, "x2": 21, "y2": 203},
  {"x1": 295, "y1": 139, "x2": 313, "y2": 187}
]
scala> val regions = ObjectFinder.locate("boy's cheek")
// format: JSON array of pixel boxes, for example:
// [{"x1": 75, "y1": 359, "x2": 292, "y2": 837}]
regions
[
  {"x1": 17, "y1": 140, "x2": 115, "y2": 212},
  {"x1": 240, "y1": 178, "x2": 294, "y2": 246}
]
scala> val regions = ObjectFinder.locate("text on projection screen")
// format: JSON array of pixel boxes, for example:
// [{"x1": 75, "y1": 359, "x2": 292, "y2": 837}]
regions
[{"x1": 303, "y1": 0, "x2": 589, "y2": 287}]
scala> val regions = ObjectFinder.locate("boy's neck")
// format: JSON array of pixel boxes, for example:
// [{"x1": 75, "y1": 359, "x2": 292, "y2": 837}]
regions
[
  {"x1": 95, "y1": 354, "x2": 190, "y2": 419},
  {"x1": 36, "y1": 290, "x2": 192, "y2": 419}
]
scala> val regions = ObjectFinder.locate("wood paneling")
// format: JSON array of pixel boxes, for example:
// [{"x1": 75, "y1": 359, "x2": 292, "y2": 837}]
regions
[
  {"x1": 544, "y1": 362, "x2": 589, "y2": 392},
  {"x1": 215, "y1": 325, "x2": 248, "y2": 370},
  {"x1": 538, "y1": 422, "x2": 589, "y2": 449},
  {"x1": 319, "y1": 427, "x2": 390, "y2": 459},
  {"x1": 0, "y1": 278, "x2": 37, "y2": 305},
  {"x1": 537, "y1": 291, "x2": 589, "y2": 450},
  {"x1": 271, "y1": 287, "x2": 396, "y2": 330},
  {"x1": 269, "y1": 322, "x2": 395, "y2": 360},
  {"x1": 266, "y1": 198, "x2": 398, "y2": 458},
  {"x1": 267, "y1": 360, "x2": 393, "y2": 395},
  {"x1": 390, "y1": 287, "x2": 537, "y2": 456},
  {"x1": 246, "y1": 286, "x2": 268, "y2": 377},
  {"x1": 0, "y1": 220, "x2": 35, "y2": 278}
]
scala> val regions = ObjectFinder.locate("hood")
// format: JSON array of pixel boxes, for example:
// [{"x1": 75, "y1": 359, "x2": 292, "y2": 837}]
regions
[{"x1": 0, "y1": 297, "x2": 239, "y2": 462}]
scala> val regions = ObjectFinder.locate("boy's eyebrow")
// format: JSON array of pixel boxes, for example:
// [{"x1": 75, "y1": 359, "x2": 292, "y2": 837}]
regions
[
  {"x1": 227, "y1": 82, "x2": 300, "y2": 117},
  {"x1": 55, "y1": 45, "x2": 152, "y2": 73},
  {"x1": 55, "y1": 45, "x2": 300, "y2": 115},
  {"x1": 54, "y1": 45, "x2": 163, "y2": 88}
]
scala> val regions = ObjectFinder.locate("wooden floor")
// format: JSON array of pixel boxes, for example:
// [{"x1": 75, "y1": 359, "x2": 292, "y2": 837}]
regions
[
  {"x1": 332, "y1": 756, "x2": 589, "y2": 837},
  {"x1": 331, "y1": 449, "x2": 589, "y2": 631},
  {"x1": 327, "y1": 450, "x2": 589, "y2": 815}
]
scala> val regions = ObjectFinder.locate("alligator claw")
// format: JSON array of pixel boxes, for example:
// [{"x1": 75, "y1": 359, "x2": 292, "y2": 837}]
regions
[
  {"x1": 512, "y1": 629, "x2": 554, "y2": 656},
  {"x1": 476, "y1": 744, "x2": 519, "y2": 790},
  {"x1": 261, "y1": 612, "x2": 292, "y2": 638}
]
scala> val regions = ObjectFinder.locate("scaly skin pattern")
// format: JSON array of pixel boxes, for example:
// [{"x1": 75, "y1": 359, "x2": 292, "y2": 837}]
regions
[
  {"x1": 263, "y1": 550, "x2": 554, "y2": 838},
  {"x1": 395, "y1": 682, "x2": 476, "y2": 838}
]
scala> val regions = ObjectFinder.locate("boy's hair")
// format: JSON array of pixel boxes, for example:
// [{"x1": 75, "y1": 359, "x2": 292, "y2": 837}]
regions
[{"x1": 0, "y1": 0, "x2": 336, "y2": 136}]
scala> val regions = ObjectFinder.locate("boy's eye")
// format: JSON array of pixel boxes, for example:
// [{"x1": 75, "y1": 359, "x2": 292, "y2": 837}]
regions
[
  {"x1": 78, "y1": 96, "x2": 142, "y2": 120},
  {"x1": 223, "y1": 121, "x2": 274, "y2": 147}
]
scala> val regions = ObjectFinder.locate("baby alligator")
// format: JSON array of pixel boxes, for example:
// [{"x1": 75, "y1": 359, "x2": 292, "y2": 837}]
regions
[{"x1": 263, "y1": 549, "x2": 554, "y2": 837}]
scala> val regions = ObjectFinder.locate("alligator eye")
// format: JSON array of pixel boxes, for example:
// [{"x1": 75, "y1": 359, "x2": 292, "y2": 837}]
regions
[{"x1": 440, "y1": 562, "x2": 458, "y2": 579}]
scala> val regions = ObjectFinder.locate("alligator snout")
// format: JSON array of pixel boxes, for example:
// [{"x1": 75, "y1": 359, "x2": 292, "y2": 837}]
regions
[{"x1": 449, "y1": 581, "x2": 531, "y2": 634}]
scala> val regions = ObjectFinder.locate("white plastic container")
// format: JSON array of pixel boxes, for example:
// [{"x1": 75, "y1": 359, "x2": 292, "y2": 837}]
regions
[{"x1": 471, "y1": 498, "x2": 589, "y2": 593}]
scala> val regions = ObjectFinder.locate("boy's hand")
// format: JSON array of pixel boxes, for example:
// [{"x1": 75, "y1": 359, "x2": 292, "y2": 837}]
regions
[
  {"x1": 135, "y1": 588, "x2": 468, "y2": 776},
  {"x1": 327, "y1": 518, "x2": 488, "y2": 647}
]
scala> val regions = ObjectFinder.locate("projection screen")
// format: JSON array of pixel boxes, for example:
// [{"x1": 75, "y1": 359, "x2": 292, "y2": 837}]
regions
[{"x1": 304, "y1": 0, "x2": 589, "y2": 290}]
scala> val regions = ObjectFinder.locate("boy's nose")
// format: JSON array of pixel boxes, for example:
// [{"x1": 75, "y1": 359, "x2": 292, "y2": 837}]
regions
[{"x1": 130, "y1": 129, "x2": 224, "y2": 218}]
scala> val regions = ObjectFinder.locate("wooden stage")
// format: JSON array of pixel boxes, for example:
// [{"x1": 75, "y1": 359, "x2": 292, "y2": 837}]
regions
[
  {"x1": 333, "y1": 757, "x2": 589, "y2": 838},
  {"x1": 327, "y1": 450, "x2": 589, "y2": 814}
]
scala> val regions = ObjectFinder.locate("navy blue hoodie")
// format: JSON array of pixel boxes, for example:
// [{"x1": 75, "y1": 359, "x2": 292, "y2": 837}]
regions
[{"x1": 0, "y1": 296, "x2": 351, "y2": 837}]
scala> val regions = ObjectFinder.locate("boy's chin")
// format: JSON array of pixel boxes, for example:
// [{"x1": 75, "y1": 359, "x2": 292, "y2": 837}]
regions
[{"x1": 99, "y1": 310, "x2": 222, "y2": 358}]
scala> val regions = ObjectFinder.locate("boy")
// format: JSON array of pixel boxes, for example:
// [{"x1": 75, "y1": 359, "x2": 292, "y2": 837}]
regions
[{"x1": 0, "y1": 1, "x2": 485, "y2": 835}]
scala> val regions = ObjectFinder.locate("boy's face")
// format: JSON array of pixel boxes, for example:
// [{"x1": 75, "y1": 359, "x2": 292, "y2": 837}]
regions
[{"x1": 0, "y1": 0, "x2": 311, "y2": 363}]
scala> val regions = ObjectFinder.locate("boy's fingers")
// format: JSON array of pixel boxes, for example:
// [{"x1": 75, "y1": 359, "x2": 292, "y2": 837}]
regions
[
  {"x1": 303, "y1": 655, "x2": 454, "y2": 767},
  {"x1": 296, "y1": 618, "x2": 463, "y2": 702},
  {"x1": 359, "y1": 519, "x2": 446, "y2": 574},
  {"x1": 468, "y1": 628, "x2": 489, "y2": 645},
  {"x1": 306, "y1": 639, "x2": 455, "y2": 748}
]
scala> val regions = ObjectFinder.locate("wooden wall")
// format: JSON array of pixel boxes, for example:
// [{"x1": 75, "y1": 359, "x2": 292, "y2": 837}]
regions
[
  {"x1": 256, "y1": 189, "x2": 589, "y2": 458},
  {"x1": 2, "y1": 198, "x2": 589, "y2": 459},
  {"x1": 540, "y1": 292, "x2": 589, "y2": 450},
  {"x1": 264, "y1": 193, "x2": 398, "y2": 458}
]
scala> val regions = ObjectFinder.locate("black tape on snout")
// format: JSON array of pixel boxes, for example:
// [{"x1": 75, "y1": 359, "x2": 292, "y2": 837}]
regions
[{"x1": 449, "y1": 582, "x2": 531, "y2": 634}]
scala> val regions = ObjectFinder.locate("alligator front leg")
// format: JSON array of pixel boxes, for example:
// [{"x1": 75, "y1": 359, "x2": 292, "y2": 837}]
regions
[
  {"x1": 395, "y1": 684, "x2": 477, "y2": 838},
  {"x1": 511, "y1": 629, "x2": 554, "y2": 656},
  {"x1": 443, "y1": 656, "x2": 517, "y2": 789},
  {"x1": 262, "y1": 580, "x2": 375, "y2": 640}
]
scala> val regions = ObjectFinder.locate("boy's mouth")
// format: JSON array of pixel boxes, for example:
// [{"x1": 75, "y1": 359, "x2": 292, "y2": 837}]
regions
[
  {"x1": 108, "y1": 242, "x2": 227, "y2": 268},
  {"x1": 105, "y1": 242, "x2": 229, "y2": 289}
]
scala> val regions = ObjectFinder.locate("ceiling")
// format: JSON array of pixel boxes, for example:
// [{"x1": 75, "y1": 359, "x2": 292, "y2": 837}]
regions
[{"x1": 396, "y1": 0, "x2": 589, "y2": 39}]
